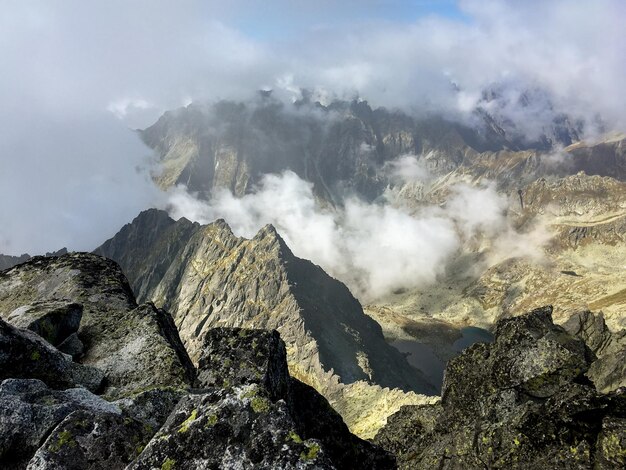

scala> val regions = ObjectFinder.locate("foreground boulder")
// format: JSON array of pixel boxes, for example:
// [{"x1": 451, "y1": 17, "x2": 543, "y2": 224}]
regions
[
  {"x1": 563, "y1": 310, "x2": 626, "y2": 393},
  {"x1": 87, "y1": 302, "x2": 195, "y2": 398},
  {"x1": 129, "y1": 384, "x2": 336, "y2": 469},
  {"x1": 0, "y1": 318, "x2": 103, "y2": 392},
  {"x1": 0, "y1": 253, "x2": 195, "y2": 397},
  {"x1": 27, "y1": 410, "x2": 153, "y2": 470},
  {"x1": 132, "y1": 327, "x2": 395, "y2": 469},
  {"x1": 194, "y1": 328, "x2": 290, "y2": 399},
  {"x1": 374, "y1": 306, "x2": 626, "y2": 469},
  {"x1": 0, "y1": 379, "x2": 120, "y2": 468},
  {"x1": 5, "y1": 301, "x2": 82, "y2": 347},
  {"x1": 114, "y1": 388, "x2": 187, "y2": 432}
]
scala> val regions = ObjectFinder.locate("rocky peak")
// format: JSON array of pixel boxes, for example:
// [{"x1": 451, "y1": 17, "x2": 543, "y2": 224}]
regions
[
  {"x1": 95, "y1": 210, "x2": 435, "y2": 435},
  {"x1": 375, "y1": 306, "x2": 626, "y2": 469},
  {"x1": 0, "y1": 253, "x2": 195, "y2": 398},
  {"x1": 195, "y1": 327, "x2": 290, "y2": 400}
]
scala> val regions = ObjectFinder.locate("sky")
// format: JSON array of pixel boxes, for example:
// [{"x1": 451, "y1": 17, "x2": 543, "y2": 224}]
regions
[{"x1": 0, "y1": 0, "x2": 625, "y2": 256}]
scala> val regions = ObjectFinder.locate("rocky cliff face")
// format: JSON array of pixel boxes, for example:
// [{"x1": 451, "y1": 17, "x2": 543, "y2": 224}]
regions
[
  {"x1": 140, "y1": 98, "x2": 626, "y2": 339},
  {"x1": 0, "y1": 253, "x2": 195, "y2": 398},
  {"x1": 141, "y1": 97, "x2": 552, "y2": 204},
  {"x1": 374, "y1": 306, "x2": 626, "y2": 469},
  {"x1": 95, "y1": 209, "x2": 436, "y2": 437},
  {"x1": 0, "y1": 253, "x2": 395, "y2": 469}
]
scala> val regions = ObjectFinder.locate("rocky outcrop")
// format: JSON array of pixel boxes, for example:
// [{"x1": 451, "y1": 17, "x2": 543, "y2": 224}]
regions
[
  {"x1": 95, "y1": 210, "x2": 435, "y2": 434},
  {"x1": 0, "y1": 253, "x2": 195, "y2": 397},
  {"x1": 27, "y1": 410, "x2": 152, "y2": 470},
  {"x1": 0, "y1": 379, "x2": 120, "y2": 468},
  {"x1": 564, "y1": 310, "x2": 626, "y2": 393},
  {"x1": 0, "y1": 318, "x2": 103, "y2": 392},
  {"x1": 374, "y1": 306, "x2": 626, "y2": 469},
  {"x1": 130, "y1": 327, "x2": 395, "y2": 470},
  {"x1": 195, "y1": 328, "x2": 290, "y2": 400},
  {"x1": 87, "y1": 302, "x2": 195, "y2": 398},
  {"x1": 0, "y1": 252, "x2": 395, "y2": 469},
  {"x1": 129, "y1": 384, "x2": 336, "y2": 469},
  {"x1": 114, "y1": 388, "x2": 187, "y2": 432},
  {"x1": 6, "y1": 301, "x2": 82, "y2": 347}
]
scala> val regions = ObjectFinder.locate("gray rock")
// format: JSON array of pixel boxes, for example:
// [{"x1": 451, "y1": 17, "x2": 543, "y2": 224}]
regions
[
  {"x1": 90, "y1": 302, "x2": 196, "y2": 398},
  {"x1": 562, "y1": 310, "x2": 625, "y2": 357},
  {"x1": 128, "y1": 385, "x2": 336, "y2": 470},
  {"x1": 195, "y1": 327, "x2": 290, "y2": 400},
  {"x1": 0, "y1": 379, "x2": 119, "y2": 468},
  {"x1": 0, "y1": 254, "x2": 195, "y2": 398},
  {"x1": 563, "y1": 310, "x2": 626, "y2": 393},
  {"x1": 588, "y1": 350, "x2": 626, "y2": 394},
  {"x1": 193, "y1": 327, "x2": 394, "y2": 469},
  {"x1": 0, "y1": 318, "x2": 104, "y2": 392},
  {"x1": 5, "y1": 301, "x2": 82, "y2": 347},
  {"x1": 374, "y1": 306, "x2": 626, "y2": 469},
  {"x1": 57, "y1": 333, "x2": 85, "y2": 359},
  {"x1": 114, "y1": 388, "x2": 187, "y2": 432},
  {"x1": 489, "y1": 306, "x2": 591, "y2": 398},
  {"x1": 27, "y1": 410, "x2": 153, "y2": 470},
  {"x1": 127, "y1": 327, "x2": 395, "y2": 469}
]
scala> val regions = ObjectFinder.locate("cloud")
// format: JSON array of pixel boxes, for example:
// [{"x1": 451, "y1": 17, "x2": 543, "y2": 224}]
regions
[
  {"x1": 384, "y1": 155, "x2": 433, "y2": 185},
  {"x1": 0, "y1": 0, "x2": 623, "y2": 256},
  {"x1": 0, "y1": 114, "x2": 164, "y2": 255},
  {"x1": 164, "y1": 168, "x2": 540, "y2": 301}
]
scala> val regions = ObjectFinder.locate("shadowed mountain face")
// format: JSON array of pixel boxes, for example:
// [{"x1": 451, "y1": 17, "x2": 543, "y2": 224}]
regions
[
  {"x1": 95, "y1": 209, "x2": 437, "y2": 436},
  {"x1": 141, "y1": 97, "x2": 624, "y2": 205},
  {"x1": 142, "y1": 98, "x2": 594, "y2": 204}
]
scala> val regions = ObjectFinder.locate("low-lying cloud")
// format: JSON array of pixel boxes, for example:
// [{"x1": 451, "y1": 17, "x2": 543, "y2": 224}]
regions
[
  {"x1": 1, "y1": 0, "x2": 621, "y2": 257},
  {"x1": 165, "y1": 162, "x2": 546, "y2": 301}
]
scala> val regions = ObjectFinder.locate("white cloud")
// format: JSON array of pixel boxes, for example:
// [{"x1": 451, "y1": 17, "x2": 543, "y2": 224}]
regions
[
  {"x1": 1, "y1": 0, "x2": 623, "y2": 256},
  {"x1": 164, "y1": 169, "x2": 541, "y2": 301}
]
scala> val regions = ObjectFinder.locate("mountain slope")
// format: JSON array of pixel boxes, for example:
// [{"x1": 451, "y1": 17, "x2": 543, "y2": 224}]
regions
[{"x1": 95, "y1": 209, "x2": 436, "y2": 435}]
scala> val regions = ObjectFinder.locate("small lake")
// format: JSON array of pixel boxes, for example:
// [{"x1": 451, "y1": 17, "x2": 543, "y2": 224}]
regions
[{"x1": 392, "y1": 326, "x2": 494, "y2": 392}]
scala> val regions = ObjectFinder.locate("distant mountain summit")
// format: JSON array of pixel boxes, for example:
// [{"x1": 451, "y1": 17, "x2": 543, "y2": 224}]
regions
[
  {"x1": 141, "y1": 96, "x2": 624, "y2": 206},
  {"x1": 95, "y1": 209, "x2": 437, "y2": 436},
  {"x1": 0, "y1": 248, "x2": 68, "y2": 271}
]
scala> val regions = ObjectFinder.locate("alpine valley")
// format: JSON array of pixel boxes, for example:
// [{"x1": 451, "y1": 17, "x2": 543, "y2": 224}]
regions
[{"x1": 2, "y1": 96, "x2": 626, "y2": 469}]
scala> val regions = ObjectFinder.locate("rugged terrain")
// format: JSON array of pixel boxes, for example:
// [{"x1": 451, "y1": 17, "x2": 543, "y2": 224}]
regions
[
  {"x1": 138, "y1": 96, "x2": 626, "y2": 394},
  {"x1": 95, "y1": 209, "x2": 437, "y2": 437},
  {"x1": 0, "y1": 253, "x2": 394, "y2": 469},
  {"x1": 2, "y1": 254, "x2": 624, "y2": 469},
  {"x1": 374, "y1": 306, "x2": 626, "y2": 469}
]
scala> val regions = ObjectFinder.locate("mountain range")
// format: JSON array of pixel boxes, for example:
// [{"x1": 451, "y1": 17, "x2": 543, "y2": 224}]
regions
[{"x1": 1, "y1": 94, "x2": 626, "y2": 468}]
